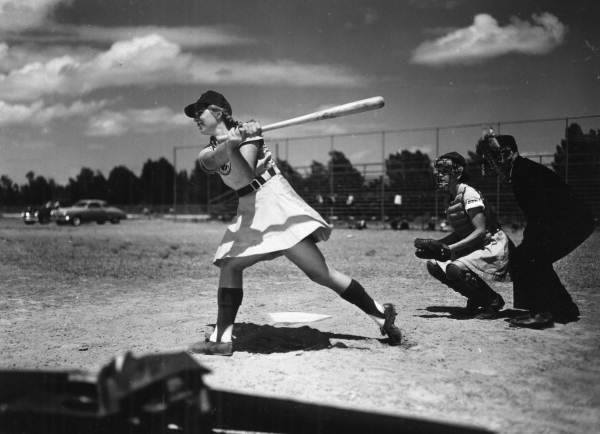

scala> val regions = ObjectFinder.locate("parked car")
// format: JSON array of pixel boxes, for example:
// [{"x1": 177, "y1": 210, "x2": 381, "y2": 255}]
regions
[
  {"x1": 20, "y1": 201, "x2": 61, "y2": 225},
  {"x1": 38, "y1": 201, "x2": 60, "y2": 224},
  {"x1": 54, "y1": 199, "x2": 127, "y2": 226},
  {"x1": 21, "y1": 206, "x2": 39, "y2": 225}
]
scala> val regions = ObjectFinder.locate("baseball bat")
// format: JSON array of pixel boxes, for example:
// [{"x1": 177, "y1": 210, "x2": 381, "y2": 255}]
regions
[{"x1": 216, "y1": 96, "x2": 384, "y2": 142}]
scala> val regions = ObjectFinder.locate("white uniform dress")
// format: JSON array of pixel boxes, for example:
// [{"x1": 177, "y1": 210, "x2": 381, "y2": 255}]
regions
[
  {"x1": 435, "y1": 184, "x2": 511, "y2": 282},
  {"x1": 212, "y1": 137, "x2": 331, "y2": 266}
]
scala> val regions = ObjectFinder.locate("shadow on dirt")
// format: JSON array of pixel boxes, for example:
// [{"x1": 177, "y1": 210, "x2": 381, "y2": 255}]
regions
[
  {"x1": 418, "y1": 306, "x2": 528, "y2": 321},
  {"x1": 229, "y1": 322, "x2": 369, "y2": 354}
]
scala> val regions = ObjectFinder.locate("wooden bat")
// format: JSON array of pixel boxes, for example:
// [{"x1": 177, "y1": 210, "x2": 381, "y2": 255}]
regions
[{"x1": 216, "y1": 96, "x2": 384, "y2": 141}]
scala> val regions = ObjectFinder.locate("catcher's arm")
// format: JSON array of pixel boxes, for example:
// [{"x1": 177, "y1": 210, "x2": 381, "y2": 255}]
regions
[
  {"x1": 446, "y1": 208, "x2": 488, "y2": 258},
  {"x1": 414, "y1": 238, "x2": 451, "y2": 261},
  {"x1": 438, "y1": 232, "x2": 460, "y2": 245}
]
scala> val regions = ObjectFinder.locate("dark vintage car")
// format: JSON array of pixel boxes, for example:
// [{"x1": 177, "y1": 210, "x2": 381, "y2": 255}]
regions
[
  {"x1": 21, "y1": 206, "x2": 39, "y2": 225},
  {"x1": 54, "y1": 199, "x2": 127, "y2": 226},
  {"x1": 21, "y1": 202, "x2": 60, "y2": 225}
]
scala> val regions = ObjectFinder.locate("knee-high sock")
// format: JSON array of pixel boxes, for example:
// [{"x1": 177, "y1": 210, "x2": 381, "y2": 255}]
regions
[
  {"x1": 340, "y1": 279, "x2": 384, "y2": 318},
  {"x1": 215, "y1": 287, "x2": 243, "y2": 342}
]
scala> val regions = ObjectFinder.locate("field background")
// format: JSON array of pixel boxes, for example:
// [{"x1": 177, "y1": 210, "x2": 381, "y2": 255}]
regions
[{"x1": 1, "y1": 218, "x2": 599, "y2": 433}]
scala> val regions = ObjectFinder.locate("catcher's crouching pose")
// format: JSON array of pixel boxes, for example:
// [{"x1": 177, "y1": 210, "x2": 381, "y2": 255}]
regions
[
  {"x1": 183, "y1": 91, "x2": 401, "y2": 356},
  {"x1": 415, "y1": 152, "x2": 510, "y2": 318}
]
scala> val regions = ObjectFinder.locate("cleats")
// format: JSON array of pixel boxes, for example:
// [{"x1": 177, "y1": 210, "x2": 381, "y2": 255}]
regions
[
  {"x1": 474, "y1": 294, "x2": 505, "y2": 320},
  {"x1": 509, "y1": 312, "x2": 554, "y2": 329},
  {"x1": 380, "y1": 303, "x2": 402, "y2": 346},
  {"x1": 188, "y1": 340, "x2": 233, "y2": 356}
]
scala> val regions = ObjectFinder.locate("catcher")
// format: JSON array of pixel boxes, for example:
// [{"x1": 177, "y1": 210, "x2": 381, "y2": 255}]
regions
[
  {"x1": 476, "y1": 131, "x2": 594, "y2": 328},
  {"x1": 415, "y1": 152, "x2": 510, "y2": 318}
]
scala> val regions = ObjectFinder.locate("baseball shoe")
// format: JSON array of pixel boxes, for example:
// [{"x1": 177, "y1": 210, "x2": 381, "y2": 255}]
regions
[
  {"x1": 553, "y1": 304, "x2": 580, "y2": 324},
  {"x1": 462, "y1": 299, "x2": 481, "y2": 315},
  {"x1": 188, "y1": 340, "x2": 233, "y2": 356},
  {"x1": 380, "y1": 303, "x2": 402, "y2": 346},
  {"x1": 475, "y1": 294, "x2": 505, "y2": 320},
  {"x1": 509, "y1": 311, "x2": 554, "y2": 329}
]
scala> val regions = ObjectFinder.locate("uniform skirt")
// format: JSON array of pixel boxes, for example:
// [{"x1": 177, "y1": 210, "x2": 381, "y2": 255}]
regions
[
  {"x1": 213, "y1": 174, "x2": 332, "y2": 266},
  {"x1": 435, "y1": 230, "x2": 511, "y2": 282}
]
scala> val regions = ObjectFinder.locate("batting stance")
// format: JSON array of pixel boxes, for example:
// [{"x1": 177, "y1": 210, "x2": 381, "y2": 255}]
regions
[
  {"x1": 477, "y1": 132, "x2": 594, "y2": 329},
  {"x1": 184, "y1": 90, "x2": 401, "y2": 355},
  {"x1": 414, "y1": 152, "x2": 510, "y2": 318}
]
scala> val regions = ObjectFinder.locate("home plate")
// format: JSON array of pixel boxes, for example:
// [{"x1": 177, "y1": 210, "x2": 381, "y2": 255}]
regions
[{"x1": 267, "y1": 312, "x2": 332, "y2": 325}]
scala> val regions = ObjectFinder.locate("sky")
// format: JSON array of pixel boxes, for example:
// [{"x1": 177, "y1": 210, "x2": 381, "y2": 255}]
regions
[{"x1": 1, "y1": 0, "x2": 599, "y2": 184}]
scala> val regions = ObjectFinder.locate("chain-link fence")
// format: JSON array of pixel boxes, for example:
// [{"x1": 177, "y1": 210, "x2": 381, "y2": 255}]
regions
[{"x1": 174, "y1": 114, "x2": 600, "y2": 227}]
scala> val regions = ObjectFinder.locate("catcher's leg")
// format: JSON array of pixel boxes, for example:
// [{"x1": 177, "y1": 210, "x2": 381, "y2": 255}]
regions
[
  {"x1": 446, "y1": 263, "x2": 504, "y2": 317},
  {"x1": 426, "y1": 261, "x2": 477, "y2": 313},
  {"x1": 426, "y1": 260, "x2": 447, "y2": 283}
]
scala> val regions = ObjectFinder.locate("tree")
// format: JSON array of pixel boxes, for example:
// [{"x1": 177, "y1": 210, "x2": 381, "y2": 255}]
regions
[
  {"x1": 385, "y1": 150, "x2": 434, "y2": 217},
  {"x1": 107, "y1": 165, "x2": 142, "y2": 204},
  {"x1": 553, "y1": 123, "x2": 600, "y2": 217},
  {"x1": 67, "y1": 168, "x2": 108, "y2": 202},
  {"x1": 20, "y1": 171, "x2": 54, "y2": 205},
  {"x1": 276, "y1": 158, "x2": 304, "y2": 190},
  {"x1": 140, "y1": 157, "x2": 175, "y2": 206},
  {"x1": 302, "y1": 160, "x2": 329, "y2": 205},
  {"x1": 0, "y1": 175, "x2": 19, "y2": 206}
]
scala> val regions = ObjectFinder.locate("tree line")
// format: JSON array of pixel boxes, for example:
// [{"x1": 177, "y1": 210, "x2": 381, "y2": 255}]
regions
[{"x1": 1, "y1": 123, "x2": 598, "y2": 220}]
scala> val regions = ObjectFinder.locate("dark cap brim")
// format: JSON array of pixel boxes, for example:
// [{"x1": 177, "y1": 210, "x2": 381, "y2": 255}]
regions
[{"x1": 184, "y1": 102, "x2": 205, "y2": 118}]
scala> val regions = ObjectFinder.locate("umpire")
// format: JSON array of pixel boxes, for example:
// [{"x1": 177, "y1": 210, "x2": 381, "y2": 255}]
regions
[{"x1": 477, "y1": 132, "x2": 595, "y2": 329}]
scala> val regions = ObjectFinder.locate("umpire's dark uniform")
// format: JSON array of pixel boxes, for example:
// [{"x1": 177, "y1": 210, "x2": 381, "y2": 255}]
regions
[{"x1": 509, "y1": 155, "x2": 594, "y2": 322}]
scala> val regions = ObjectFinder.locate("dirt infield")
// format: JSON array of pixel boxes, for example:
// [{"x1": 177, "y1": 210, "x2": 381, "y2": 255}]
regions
[{"x1": 1, "y1": 218, "x2": 599, "y2": 433}]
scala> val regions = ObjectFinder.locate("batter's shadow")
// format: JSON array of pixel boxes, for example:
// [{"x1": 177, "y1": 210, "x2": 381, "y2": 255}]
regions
[
  {"x1": 223, "y1": 322, "x2": 372, "y2": 354},
  {"x1": 418, "y1": 306, "x2": 528, "y2": 321}
]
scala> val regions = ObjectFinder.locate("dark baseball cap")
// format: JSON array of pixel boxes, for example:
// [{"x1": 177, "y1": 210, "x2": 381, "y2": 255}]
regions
[
  {"x1": 437, "y1": 151, "x2": 466, "y2": 167},
  {"x1": 494, "y1": 135, "x2": 518, "y2": 152},
  {"x1": 184, "y1": 90, "x2": 232, "y2": 118}
]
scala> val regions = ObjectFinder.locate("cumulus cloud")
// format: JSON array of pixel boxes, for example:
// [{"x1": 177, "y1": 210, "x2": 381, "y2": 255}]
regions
[
  {"x1": 411, "y1": 13, "x2": 566, "y2": 66},
  {"x1": 40, "y1": 24, "x2": 254, "y2": 49},
  {"x1": 86, "y1": 106, "x2": 188, "y2": 137},
  {"x1": 0, "y1": 99, "x2": 107, "y2": 126},
  {"x1": 0, "y1": 0, "x2": 69, "y2": 32},
  {"x1": 0, "y1": 34, "x2": 364, "y2": 102}
]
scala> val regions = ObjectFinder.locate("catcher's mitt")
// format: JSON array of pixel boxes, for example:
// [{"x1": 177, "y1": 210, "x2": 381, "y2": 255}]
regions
[{"x1": 414, "y1": 238, "x2": 452, "y2": 261}]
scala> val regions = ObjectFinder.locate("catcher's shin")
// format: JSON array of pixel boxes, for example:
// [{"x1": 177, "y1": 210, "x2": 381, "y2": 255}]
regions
[{"x1": 414, "y1": 238, "x2": 452, "y2": 261}]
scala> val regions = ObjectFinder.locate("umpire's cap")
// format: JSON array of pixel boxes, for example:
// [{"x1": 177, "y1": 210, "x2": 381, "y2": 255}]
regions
[
  {"x1": 184, "y1": 90, "x2": 232, "y2": 118},
  {"x1": 494, "y1": 135, "x2": 518, "y2": 152},
  {"x1": 437, "y1": 151, "x2": 466, "y2": 167}
]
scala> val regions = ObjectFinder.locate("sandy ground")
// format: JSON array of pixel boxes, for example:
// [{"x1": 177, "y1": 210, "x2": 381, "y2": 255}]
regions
[{"x1": 0, "y1": 218, "x2": 599, "y2": 433}]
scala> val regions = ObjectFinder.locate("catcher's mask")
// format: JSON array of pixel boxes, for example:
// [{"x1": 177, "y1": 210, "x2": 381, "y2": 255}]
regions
[
  {"x1": 476, "y1": 129, "x2": 517, "y2": 177},
  {"x1": 434, "y1": 152, "x2": 466, "y2": 190}
]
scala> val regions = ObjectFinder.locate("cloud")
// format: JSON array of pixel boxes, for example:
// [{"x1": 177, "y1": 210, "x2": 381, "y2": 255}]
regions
[
  {"x1": 86, "y1": 106, "x2": 188, "y2": 137},
  {"x1": 0, "y1": 0, "x2": 69, "y2": 32},
  {"x1": 34, "y1": 24, "x2": 254, "y2": 50},
  {"x1": 0, "y1": 34, "x2": 365, "y2": 102},
  {"x1": 0, "y1": 99, "x2": 107, "y2": 126},
  {"x1": 411, "y1": 13, "x2": 566, "y2": 66},
  {"x1": 363, "y1": 9, "x2": 379, "y2": 26}
]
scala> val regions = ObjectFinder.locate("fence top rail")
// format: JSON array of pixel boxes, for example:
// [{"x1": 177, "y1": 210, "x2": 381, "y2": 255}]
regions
[
  {"x1": 262, "y1": 113, "x2": 600, "y2": 143},
  {"x1": 173, "y1": 114, "x2": 600, "y2": 150}
]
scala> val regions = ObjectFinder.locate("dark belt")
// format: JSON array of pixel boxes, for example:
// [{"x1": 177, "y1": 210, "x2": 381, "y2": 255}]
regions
[{"x1": 236, "y1": 166, "x2": 280, "y2": 197}]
